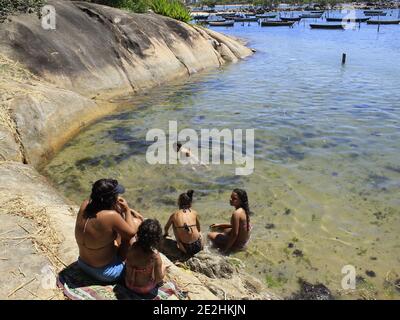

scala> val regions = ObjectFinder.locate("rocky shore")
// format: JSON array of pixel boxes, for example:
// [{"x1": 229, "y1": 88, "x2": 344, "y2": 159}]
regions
[{"x1": 0, "y1": 0, "x2": 280, "y2": 300}]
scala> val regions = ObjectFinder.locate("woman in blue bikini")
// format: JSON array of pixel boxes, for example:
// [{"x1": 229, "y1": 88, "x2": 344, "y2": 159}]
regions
[{"x1": 75, "y1": 179, "x2": 143, "y2": 283}]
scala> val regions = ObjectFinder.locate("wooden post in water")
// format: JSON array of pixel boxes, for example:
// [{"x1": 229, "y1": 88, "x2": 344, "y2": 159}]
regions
[
  {"x1": 377, "y1": 15, "x2": 380, "y2": 32},
  {"x1": 342, "y1": 53, "x2": 346, "y2": 65}
]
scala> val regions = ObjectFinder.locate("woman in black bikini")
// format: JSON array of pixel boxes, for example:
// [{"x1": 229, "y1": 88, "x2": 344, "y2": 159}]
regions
[{"x1": 164, "y1": 190, "x2": 203, "y2": 256}]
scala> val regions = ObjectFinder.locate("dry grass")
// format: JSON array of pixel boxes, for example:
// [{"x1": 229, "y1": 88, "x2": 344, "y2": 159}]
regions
[
  {"x1": 0, "y1": 53, "x2": 48, "y2": 161},
  {"x1": 0, "y1": 53, "x2": 45, "y2": 104},
  {"x1": 1, "y1": 196, "x2": 65, "y2": 271}
]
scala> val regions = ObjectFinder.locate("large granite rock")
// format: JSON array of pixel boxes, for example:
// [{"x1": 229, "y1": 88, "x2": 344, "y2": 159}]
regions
[{"x1": 0, "y1": 0, "x2": 252, "y2": 166}]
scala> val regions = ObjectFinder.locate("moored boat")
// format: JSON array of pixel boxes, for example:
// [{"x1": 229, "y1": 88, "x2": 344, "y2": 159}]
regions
[
  {"x1": 234, "y1": 16, "x2": 259, "y2": 22},
  {"x1": 280, "y1": 16, "x2": 302, "y2": 22},
  {"x1": 366, "y1": 19, "x2": 400, "y2": 24},
  {"x1": 300, "y1": 13, "x2": 323, "y2": 18},
  {"x1": 208, "y1": 20, "x2": 235, "y2": 27},
  {"x1": 326, "y1": 17, "x2": 370, "y2": 23},
  {"x1": 310, "y1": 23, "x2": 345, "y2": 29},
  {"x1": 256, "y1": 13, "x2": 277, "y2": 19},
  {"x1": 261, "y1": 20, "x2": 295, "y2": 27},
  {"x1": 364, "y1": 11, "x2": 387, "y2": 16}
]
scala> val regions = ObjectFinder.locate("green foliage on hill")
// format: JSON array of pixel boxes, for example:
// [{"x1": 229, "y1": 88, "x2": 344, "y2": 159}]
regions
[
  {"x1": 91, "y1": 0, "x2": 191, "y2": 22},
  {"x1": 0, "y1": 0, "x2": 46, "y2": 23}
]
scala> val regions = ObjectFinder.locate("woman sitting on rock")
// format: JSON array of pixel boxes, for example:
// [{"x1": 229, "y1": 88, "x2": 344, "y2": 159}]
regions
[
  {"x1": 164, "y1": 190, "x2": 203, "y2": 256},
  {"x1": 75, "y1": 179, "x2": 143, "y2": 283},
  {"x1": 208, "y1": 188, "x2": 252, "y2": 253},
  {"x1": 125, "y1": 219, "x2": 166, "y2": 295}
]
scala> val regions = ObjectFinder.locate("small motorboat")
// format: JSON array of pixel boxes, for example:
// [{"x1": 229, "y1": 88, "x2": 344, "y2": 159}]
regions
[
  {"x1": 326, "y1": 17, "x2": 370, "y2": 23},
  {"x1": 191, "y1": 14, "x2": 209, "y2": 20},
  {"x1": 208, "y1": 20, "x2": 235, "y2": 27},
  {"x1": 280, "y1": 16, "x2": 302, "y2": 22},
  {"x1": 256, "y1": 13, "x2": 277, "y2": 19},
  {"x1": 310, "y1": 23, "x2": 345, "y2": 29},
  {"x1": 364, "y1": 11, "x2": 387, "y2": 16},
  {"x1": 311, "y1": 11, "x2": 325, "y2": 14},
  {"x1": 300, "y1": 13, "x2": 323, "y2": 18},
  {"x1": 234, "y1": 16, "x2": 259, "y2": 22},
  {"x1": 261, "y1": 20, "x2": 295, "y2": 27},
  {"x1": 366, "y1": 19, "x2": 400, "y2": 24},
  {"x1": 364, "y1": 10, "x2": 384, "y2": 14}
]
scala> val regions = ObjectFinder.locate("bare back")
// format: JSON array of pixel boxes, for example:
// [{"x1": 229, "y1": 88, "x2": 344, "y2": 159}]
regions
[
  {"x1": 171, "y1": 209, "x2": 200, "y2": 244},
  {"x1": 75, "y1": 201, "x2": 119, "y2": 267},
  {"x1": 125, "y1": 245, "x2": 159, "y2": 287}
]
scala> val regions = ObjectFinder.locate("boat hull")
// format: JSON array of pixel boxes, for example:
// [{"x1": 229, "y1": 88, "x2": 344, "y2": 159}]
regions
[
  {"x1": 310, "y1": 23, "x2": 345, "y2": 29},
  {"x1": 364, "y1": 12, "x2": 387, "y2": 16},
  {"x1": 208, "y1": 20, "x2": 235, "y2": 26},
  {"x1": 280, "y1": 16, "x2": 302, "y2": 21},
  {"x1": 261, "y1": 21, "x2": 295, "y2": 27},
  {"x1": 326, "y1": 17, "x2": 370, "y2": 23},
  {"x1": 300, "y1": 14, "x2": 323, "y2": 18},
  {"x1": 366, "y1": 20, "x2": 400, "y2": 24},
  {"x1": 234, "y1": 17, "x2": 259, "y2": 22}
]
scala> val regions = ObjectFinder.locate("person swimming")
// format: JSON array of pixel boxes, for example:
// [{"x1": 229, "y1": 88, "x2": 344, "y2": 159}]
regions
[
  {"x1": 164, "y1": 190, "x2": 203, "y2": 256},
  {"x1": 174, "y1": 142, "x2": 209, "y2": 171},
  {"x1": 208, "y1": 188, "x2": 252, "y2": 253},
  {"x1": 125, "y1": 219, "x2": 166, "y2": 295}
]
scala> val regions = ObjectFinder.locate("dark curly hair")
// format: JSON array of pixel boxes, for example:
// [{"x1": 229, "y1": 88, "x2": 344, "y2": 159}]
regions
[
  {"x1": 178, "y1": 190, "x2": 194, "y2": 211},
  {"x1": 136, "y1": 219, "x2": 162, "y2": 252},
  {"x1": 84, "y1": 179, "x2": 120, "y2": 218},
  {"x1": 233, "y1": 188, "x2": 252, "y2": 231}
]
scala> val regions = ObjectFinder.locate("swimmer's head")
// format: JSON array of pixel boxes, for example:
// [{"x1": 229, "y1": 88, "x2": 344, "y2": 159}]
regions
[{"x1": 174, "y1": 142, "x2": 183, "y2": 152}]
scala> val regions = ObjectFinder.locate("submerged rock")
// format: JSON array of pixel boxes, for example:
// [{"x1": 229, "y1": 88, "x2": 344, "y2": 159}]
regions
[
  {"x1": 186, "y1": 252, "x2": 236, "y2": 279},
  {"x1": 289, "y1": 279, "x2": 334, "y2": 300},
  {"x1": 183, "y1": 251, "x2": 280, "y2": 300}
]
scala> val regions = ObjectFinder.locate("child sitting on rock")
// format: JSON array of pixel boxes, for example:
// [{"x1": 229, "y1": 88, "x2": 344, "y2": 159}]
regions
[{"x1": 125, "y1": 219, "x2": 166, "y2": 295}]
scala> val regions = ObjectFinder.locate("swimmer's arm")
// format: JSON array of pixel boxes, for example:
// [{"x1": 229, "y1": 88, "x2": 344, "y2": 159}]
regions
[{"x1": 224, "y1": 213, "x2": 240, "y2": 252}]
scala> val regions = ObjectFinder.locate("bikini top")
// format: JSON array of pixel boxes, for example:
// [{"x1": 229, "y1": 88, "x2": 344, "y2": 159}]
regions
[
  {"x1": 82, "y1": 218, "x2": 114, "y2": 251},
  {"x1": 174, "y1": 209, "x2": 196, "y2": 233}
]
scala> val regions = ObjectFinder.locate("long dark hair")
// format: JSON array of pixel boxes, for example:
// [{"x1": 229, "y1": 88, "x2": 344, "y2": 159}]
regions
[
  {"x1": 178, "y1": 190, "x2": 194, "y2": 211},
  {"x1": 233, "y1": 188, "x2": 251, "y2": 231},
  {"x1": 84, "y1": 179, "x2": 120, "y2": 218},
  {"x1": 136, "y1": 219, "x2": 162, "y2": 253}
]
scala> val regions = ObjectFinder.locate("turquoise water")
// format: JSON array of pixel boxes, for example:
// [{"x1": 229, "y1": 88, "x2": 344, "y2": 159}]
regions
[{"x1": 43, "y1": 11, "x2": 400, "y2": 299}]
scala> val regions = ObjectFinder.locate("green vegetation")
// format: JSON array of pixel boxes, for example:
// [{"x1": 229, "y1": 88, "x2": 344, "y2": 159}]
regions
[
  {"x1": 0, "y1": 0, "x2": 46, "y2": 22},
  {"x1": 90, "y1": 0, "x2": 191, "y2": 22},
  {"x1": 150, "y1": 0, "x2": 191, "y2": 22},
  {"x1": 265, "y1": 274, "x2": 287, "y2": 288}
]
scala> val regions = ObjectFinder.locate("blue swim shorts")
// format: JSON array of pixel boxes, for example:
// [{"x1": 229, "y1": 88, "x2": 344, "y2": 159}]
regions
[{"x1": 77, "y1": 256, "x2": 125, "y2": 283}]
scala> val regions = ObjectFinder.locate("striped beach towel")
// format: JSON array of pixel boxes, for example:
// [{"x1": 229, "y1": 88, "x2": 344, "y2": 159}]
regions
[{"x1": 57, "y1": 262, "x2": 187, "y2": 300}]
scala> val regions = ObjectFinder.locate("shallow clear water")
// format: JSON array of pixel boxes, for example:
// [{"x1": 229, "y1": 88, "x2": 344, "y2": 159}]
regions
[{"x1": 43, "y1": 11, "x2": 400, "y2": 299}]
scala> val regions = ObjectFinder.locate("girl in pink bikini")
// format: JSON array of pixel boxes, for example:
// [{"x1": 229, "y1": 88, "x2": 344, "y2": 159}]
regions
[{"x1": 124, "y1": 219, "x2": 166, "y2": 295}]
